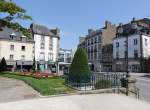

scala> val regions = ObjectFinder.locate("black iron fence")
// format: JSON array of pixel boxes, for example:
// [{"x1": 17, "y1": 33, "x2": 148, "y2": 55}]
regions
[{"x1": 65, "y1": 72, "x2": 127, "y2": 91}]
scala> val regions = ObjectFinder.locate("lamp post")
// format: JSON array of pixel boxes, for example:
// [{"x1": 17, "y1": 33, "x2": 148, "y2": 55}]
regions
[
  {"x1": 21, "y1": 60, "x2": 23, "y2": 72},
  {"x1": 125, "y1": 33, "x2": 130, "y2": 96},
  {"x1": 126, "y1": 34, "x2": 130, "y2": 77},
  {"x1": 55, "y1": 58, "x2": 59, "y2": 75}
]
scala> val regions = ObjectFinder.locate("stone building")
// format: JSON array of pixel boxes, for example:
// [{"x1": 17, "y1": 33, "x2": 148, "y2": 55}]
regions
[
  {"x1": 78, "y1": 21, "x2": 116, "y2": 72},
  {"x1": 113, "y1": 18, "x2": 150, "y2": 72},
  {"x1": 30, "y1": 23, "x2": 60, "y2": 71},
  {"x1": 0, "y1": 27, "x2": 34, "y2": 71},
  {"x1": 57, "y1": 48, "x2": 73, "y2": 75}
]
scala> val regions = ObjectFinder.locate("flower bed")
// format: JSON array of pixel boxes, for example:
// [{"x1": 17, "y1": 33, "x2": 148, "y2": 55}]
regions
[{"x1": 15, "y1": 72, "x2": 59, "y2": 79}]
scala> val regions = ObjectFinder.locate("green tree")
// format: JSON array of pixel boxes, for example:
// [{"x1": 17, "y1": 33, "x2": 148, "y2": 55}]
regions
[
  {"x1": 0, "y1": 0, "x2": 32, "y2": 37},
  {"x1": 0, "y1": 57, "x2": 7, "y2": 71},
  {"x1": 69, "y1": 48, "x2": 91, "y2": 83}
]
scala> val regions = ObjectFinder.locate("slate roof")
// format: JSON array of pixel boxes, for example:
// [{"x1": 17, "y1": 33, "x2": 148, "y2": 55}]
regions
[
  {"x1": 30, "y1": 23, "x2": 60, "y2": 38},
  {"x1": 0, "y1": 27, "x2": 34, "y2": 43},
  {"x1": 117, "y1": 18, "x2": 150, "y2": 35}
]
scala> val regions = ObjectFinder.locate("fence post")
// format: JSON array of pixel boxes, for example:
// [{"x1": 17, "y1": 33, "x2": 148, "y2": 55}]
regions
[{"x1": 126, "y1": 77, "x2": 137, "y2": 96}]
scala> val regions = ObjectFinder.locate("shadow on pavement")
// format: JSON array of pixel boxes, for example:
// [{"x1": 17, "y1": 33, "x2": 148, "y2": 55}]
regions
[{"x1": 141, "y1": 75, "x2": 150, "y2": 78}]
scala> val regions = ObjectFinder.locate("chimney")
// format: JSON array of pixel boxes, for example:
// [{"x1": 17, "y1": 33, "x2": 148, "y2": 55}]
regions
[
  {"x1": 50, "y1": 27, "x2": 60, "y2": 36},
  {"x1": 119, "y1": 23, "x2": 123, "y2": 27},
  {"x1": 105, "y1": 21, "x2": 112, "y2": 28},
  {"x1": 88, "y1": 29, "x2": 93, "y2": 34},
  {"x1": 132, "y1": 17, "x2": 136, "y2": 21}
]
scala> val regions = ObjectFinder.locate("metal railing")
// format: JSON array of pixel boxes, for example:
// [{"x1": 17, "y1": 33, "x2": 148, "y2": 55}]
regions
[{"x1": 65, "y1": 72, "x2": 126, "y2": 91}]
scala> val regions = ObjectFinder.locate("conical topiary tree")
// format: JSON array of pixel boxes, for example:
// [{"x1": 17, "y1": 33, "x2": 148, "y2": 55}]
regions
[
  {"x1": 0, "y1": 57, "x2": 7, "y2": 72},
  {"x1": 69, "y1": 48, "x2": 91, "y2": 83}
]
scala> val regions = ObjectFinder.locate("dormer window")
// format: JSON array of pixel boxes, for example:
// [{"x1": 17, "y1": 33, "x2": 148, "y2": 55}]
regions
[
  {"x1": 117, "y1": 27, "x2": 123, "y2": 34},
  {"x1": 131, "y1": 22, "x2": 137, "y2": 29},
  {"x1": 117, "y1": 23, "x2": 123, "y2": 34},
  {"x1": 21, "y1": 35, "x2": 26, "y2": 42},
  {"x1": 10, "y1": 33, "x2": 16, "y2": 40},
  {"x1": 131, "y1": 18, "x2": 137, "y2": 30}
]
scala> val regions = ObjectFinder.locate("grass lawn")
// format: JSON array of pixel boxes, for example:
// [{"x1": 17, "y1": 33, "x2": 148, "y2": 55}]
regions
[{"x1": 0, "y1": 72, "x2": 74, "y2": 96}]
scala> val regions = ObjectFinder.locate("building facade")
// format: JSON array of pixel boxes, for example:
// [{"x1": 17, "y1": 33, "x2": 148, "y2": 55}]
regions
[
  {"x1": 58, "y1": 48, "x2": 73, "y2": 75},
  {"x1": 78, "y1": 36, "x2": 86, "y2": 49},
  {"x1": 30, "y1": 23, "x2": 60, "y2": 71},
  {"x1": 79, "y1": 21, "x2": 116, "y2": 72},
  {"x1": 0, "y1": 27, "x2": 34, "y2": 71},
  {"x1": 113, "y1": 18, "x2": 150, "y2": 72},
  {"x1": 58, "y1": 48, "x2": 73, "y2": 63}
]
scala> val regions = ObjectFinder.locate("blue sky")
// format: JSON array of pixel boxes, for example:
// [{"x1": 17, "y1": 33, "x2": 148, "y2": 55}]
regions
[{"x1": 14, "y1": 0, "x2": 150, "y2": 50}]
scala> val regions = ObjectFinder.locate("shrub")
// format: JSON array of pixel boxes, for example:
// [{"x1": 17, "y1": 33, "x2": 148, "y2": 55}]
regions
[
  {"x1": 120, "y1": 78, "x2": 127, "y2": 88},
  {"x1": 0, "y1": 57, "x2": 7, "y2": 72},
  {"x1": 69, "y1": 48, "x2": 91, "y2": 83},
  {"x1": 94, "y1": 79, "x2": 112, "y2": 89}
]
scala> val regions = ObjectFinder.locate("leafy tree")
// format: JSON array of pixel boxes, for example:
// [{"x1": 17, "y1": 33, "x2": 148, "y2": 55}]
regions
[
  {"x1": 69, "y1": 48, "x2": 91, "y2": 83},
  {"x1": 0, "y1": 57, "x2": 7, "y2": 71},
  {"x1": 0, "y1": 0, "x2": 32, "y2": 37}
]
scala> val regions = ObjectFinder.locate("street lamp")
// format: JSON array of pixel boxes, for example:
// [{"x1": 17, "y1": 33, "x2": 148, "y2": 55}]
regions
[
  {"x1": 126, "y1": 34, "x2": 130, "y2": 78},
  {"x1": 21, "y1": 60, "x2": 24, "y2": 72}
]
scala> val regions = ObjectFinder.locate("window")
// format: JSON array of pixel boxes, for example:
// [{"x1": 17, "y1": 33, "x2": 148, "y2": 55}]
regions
[
  {"x1": 98, "y1": 36, "x2": 101, "y2": 43},
  {"x1": 21, "y1": 55, "x2": 25, "y2": 60},
  {"x1": 21, "y1": 46, "x2": 25, "y2": 51},
  {"x1": 94, "y1": 52, "x2": 97, "y2": 59},
  {"x1": 91, "y1": 53, "x2": 93, "y2": 60},
  {"x1": 40, "y1": 36, "x2": 45, "y2": 49},
  {"x1": 49, "y1": 37, "x2": 53, "y2": 50},
  {"x1": 134, "y1": 50, "x2": 138, "y2": 58},
  {"x1": 41, "y1": 36, "x2": 45, "y2": 41},
  {"x1": 41, "y1": 43, "x2": 45, "y2": 49},
  {"x1": 99, "y1": 53, "x2": 102, "y2": 59},
  {"x1": 95, "y1": 37, "x2": 97, "y2": 43},
  {"x1": 98, "y1": 44, "x2": 102, "y2": 50},
  {"x1": 48, "y1": 53, "x2": 53, "y2": 61},
  {"x1": 10, "y1": 45, "x2": 14, "y2": 50},
  {"x1": 133, "y1": 39, "x2": 138, "y2": 45},
  {"x1": 116, "y1": 52, "x2": 119, "y2": 59},
  {"x1": 10, "y1": 55, "x2": 14, "y2": 60},
  {"x1": 91, "y1": 38, "x2": 93, "y2": 44},
  {"x1": 40, "y1": 52, "x2": 45, "y2": 60},
  {"x1": 10, "y1": 35, "x2": 14, "y2": 40},
  {"x1": 124, "y1": 51, "x2": 127, "y2": 58},
  {"x1": 94, "y1": 45, "x2": 97, "y2": 52},
  {"x1": 124, "y1": 41, "x2": 127, "y2": 46},
  {"x1": 116, "y1": 42, "x2": 119, "y2": 48},
  {"x1": 91, "y1": 46, "x2": 93, "y2": 52},
  {"x1": 59, "y1": 53, "x2": 64, "y2": 62},
  {"x1": 66, "y1": 53, "x2": 71, "y2": 58},
  {"x1": 10, "y1": 33, "x2": 16, "y2": 40},
  {"x1": 145, "y1": 39, "x2": 148, "y2": 46}
]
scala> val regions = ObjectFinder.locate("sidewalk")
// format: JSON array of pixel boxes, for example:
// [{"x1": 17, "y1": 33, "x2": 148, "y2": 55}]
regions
[{"x1": 0, "y1": 94, "x2": 150, "y2": 110}]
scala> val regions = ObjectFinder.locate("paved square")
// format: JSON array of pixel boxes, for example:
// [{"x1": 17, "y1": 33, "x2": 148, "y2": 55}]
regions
[{"x1": 0, "y1": 77, "x2": 39, "y2": 103}]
